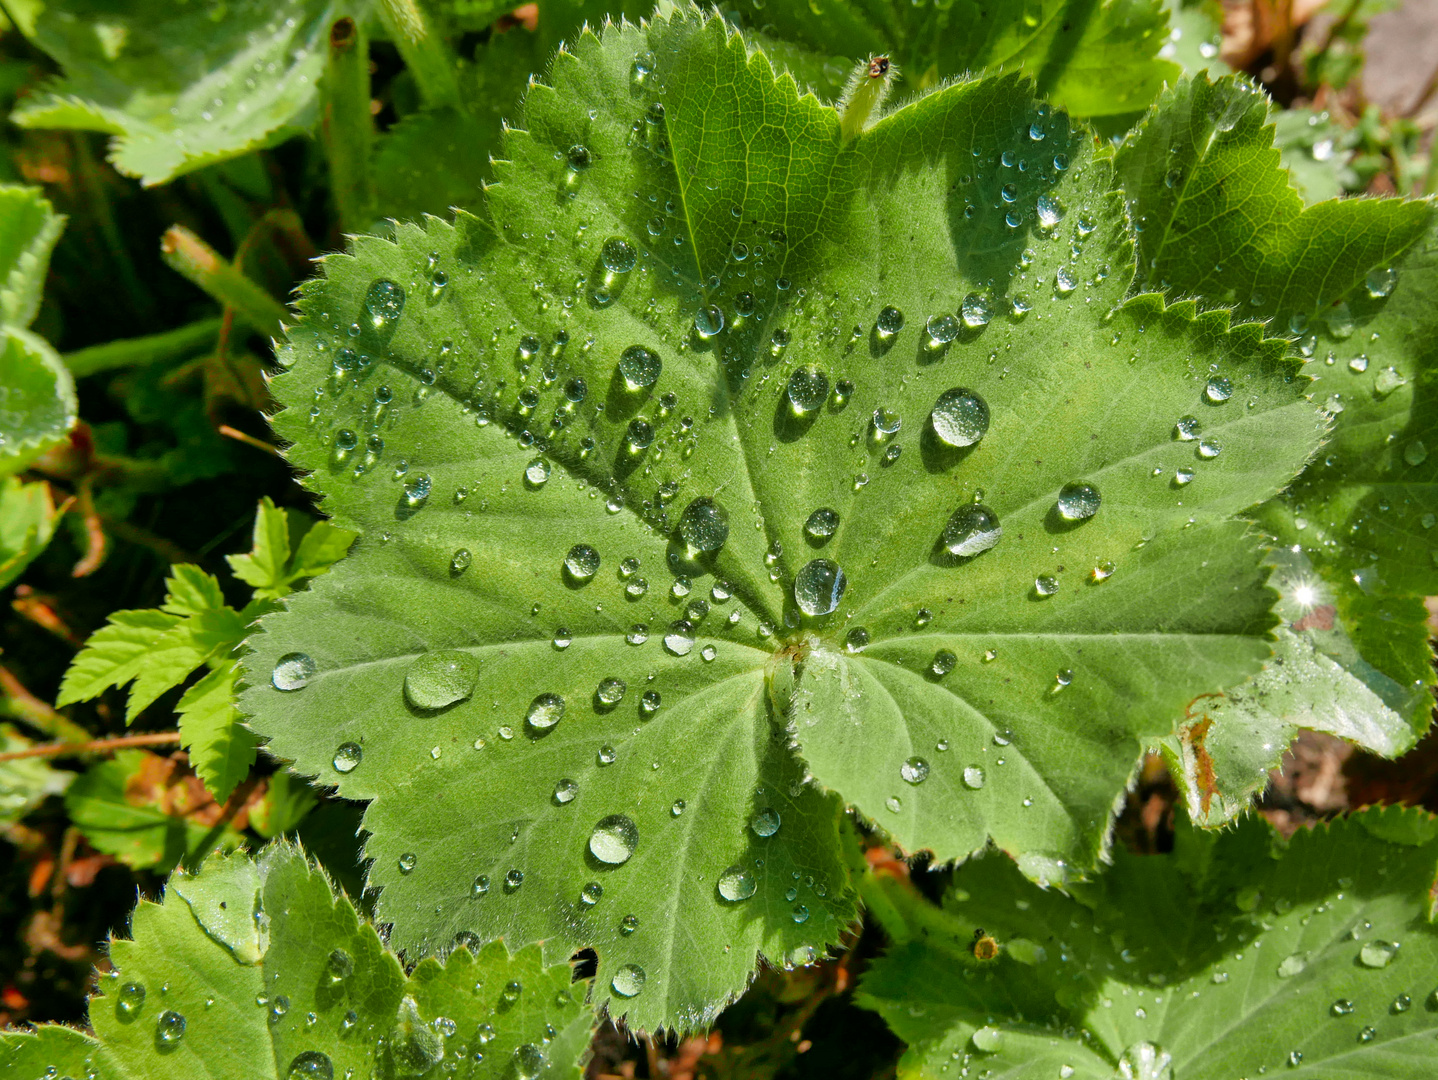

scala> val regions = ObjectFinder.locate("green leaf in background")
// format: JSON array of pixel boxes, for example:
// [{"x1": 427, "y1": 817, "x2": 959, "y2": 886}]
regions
[
  {"x1": 1160, "y1": 0, "x2": 1227, "y2": 77},
  {"x1": 1273, "y1": 107, "x2": 1359, "y2": 204},
  {"x1": 226, "y1": 496, "x2": 357, "y2": 601},
  {"x1": 249, "y1": 768, "x2": 319, "y2": 838},
  {"x1": 0, "y1": 841, "x2": 596, "y2": 1078},
  {"x1": 858, "y1": 806, "x2": 1438, "y2": 1078},
  {"x1": 0, "y1": 184, "x2": 72, "y2": 476},
  {"x1": 175, "y1": 661, "x2": 256, "y2": 803},
  {"x1": 8, "y1": 0, "x2": 346, "y2": 185},
  {"x1": 0, "y1": 722, "x2": 72, "y2": 827},
  {"x1": 57, "y1": 564, "x2": 241, "y2": 721},
  {"x1": 241, "y1": 10, "x2": 1324, "y2": 1029},
  {"x1": 1114, "y1": 72, "x2": 1436, "y2": 809},
  {"x1": 740, "y1": 0, "x2": 1183, "y2": 118},
  {"x1": 0, "y1": 474, "x2": 62, "y2": 589},
  {"x1": 1166, "y1": 549, "x2": 1421, "y2": 826},
  {"x1": 63, "y1": 749, "x2": 244, "y2": 871},
  {"x1": 1114, "y1": 73, "x2": 1431, "y2": 323}
]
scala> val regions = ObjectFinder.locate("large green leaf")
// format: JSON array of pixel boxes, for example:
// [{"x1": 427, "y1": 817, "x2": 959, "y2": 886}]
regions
[
  {"x1": 858, "y1": 806, "x2": 1438, "y2": 1078},
  {"x1": 0, "y1": 842, "x2": 595, "y2": 1078},
  {"x1": 240, "y1": 11, "x2": 1323, "y2": 1030},
  {"x1": 9, "y1": 0, "x2": 346, "y2": 185}
]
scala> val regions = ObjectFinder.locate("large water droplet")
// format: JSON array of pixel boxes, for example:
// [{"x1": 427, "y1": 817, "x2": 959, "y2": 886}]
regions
[
  {"x1": 901, "y1": 757, "x2": 930, "y2": 784},
  {"x1": 786, "y1": 365, "x2": 830, "y2": 414},
  {"x1": 589, "y1": 814, "x2": 639, "y2": 864},
  {"x1": 663, "y1": 620, "x2": 695, "y2": 656},
  {"x1": 1117, "y1": 1042, "x2": 1172, "y2": 1080},
  {"x1": 618, "y1": 345, "x2": 661, "y2": 390},
  {"x1": 554, "y1": 778, "x2": 579, "y2": 804},
  {"x1": 117, "y1": 981, "x2": 145, "y2": 1017},
  {"x1": 1056, "y1": 482, "x2": 1101, "y2": 521},
  {"x1": 961, "y1": 293, "x2": 994, "y2": 328},
  {"x1": 601, "y1": 236, "x2": 637, "y2": 273},
  {"x1": 805, "y1": 507, "x2": 839, "y2": 541},
  {"x1": 527, "y1": 693, "x2": 565, "y2": 730},
  {"x1": 943, "y1": 504, "x2": 1001, "y2": 557},
  {"x1": 326, "y1": 948, "x2": 353, "y2": 985},
  {"x1": 597, "y1": 678, "x2": 627, "y2": 705},
  {"x1": 1174, "y1": 415, "x2": 1200, "y2": 441},
  {"x1": 1276, "y1": 952, "x2": 1306, "y2": 978},
  {"x1": 272, "y1": 652, "x2": 316, "y2": 691},
  {"x1": 332, "y1": 742, "x2": 362, "y2": 773},
  {"x1": 678, "y1": 497, "x2": 729, "y2": 553},
  {"x1": 794, "y1": 559, "x2": 847, "y2": 616},
  {"x1": 404, "y1": 651, "x2": 479, "y2": 709},
  {"x1": 288, "y1": 1051, "x2": 334, "y2": 1080},
  {"x1": 876, "y1": 305, "x2": 904, "y2": 336},
  {"x1": 156, "y1": 1009, "x2": 186, "y2": 1044},
  {"x1": 750, "y1": 808, "x2": 781, "y2": 837},
  {"x1": 565, "y1": 543, "x2": 601, "y2": 581},
  {"x1": 1366, "y1": 267, "x2": 1397, "y2": 298},
  {"x1": 963, "y1": 766, "x2": 986, "y2": 789},
  {"x1": 971, "y1": 1026, "x2": 1003, "y2": 1052},
  {"x1": 925, "y1": 313, "x2": 959, "y2": 345},
  {"x1": 513, "y1": 1044, "x2": 546, "y2": 1080},
  {"x1": 930, "y1": 388, "x2": 990, "y2": 447},
  {"x1": 611, "y1": 964, "x2": 646, "y2": 998},
  {"x1": 364, "y1": 279, "x2": 405, "y2": 328},
  {"x1": 1359, "y1": 939, "x2": 1399, "y2": 968},
  {"x1": 1204, "y1": 375, "x2": 1233, "y2": 403},
  {"x1": 693, "y1": 304, "x2": 725, "y2": 338},
  {"x1": 718, "y1": 864, "x2": 756, "y2": 901}
]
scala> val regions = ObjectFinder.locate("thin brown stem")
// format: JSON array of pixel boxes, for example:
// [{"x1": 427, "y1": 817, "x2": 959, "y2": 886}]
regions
[
  {"x1": 218, "y1": 424, "x2": 282, "y2": 456},
  {"x1": 0, "y1": 731, "x2": 182, "y2": 763}
]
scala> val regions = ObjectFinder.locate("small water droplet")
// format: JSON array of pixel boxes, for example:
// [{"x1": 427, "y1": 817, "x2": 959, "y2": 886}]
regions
[
  {"x1": 513, "y1": 1044, "x2": 545, "y2": 1080},
  {"x1": 565, "y1": 543, "x2": 601, "y2": 582},
  {"x1": 963, "y1": 766, "x2": 986, "y2": 789},
  {"x1": 364, "y1": 279, "x2": 405, "y2": 328},
  {"x1": 786, "y1": 365, "x2": 830, "y2": 414},
  {"x1": 618, "y1": 345, "x2": 661, "y2": 390},
  {"x1": 876, "y1": 305, "x2": 904, "y2": 336},
  {"x1": 1034, "y1": 575, "x2": 1059, "y2": 596},
  {"x1": 943, "y1": 504, "x2": 1001, "y2": 557},
  {"x1": 1359, "y1": 939, "x2": 1399, "y2": 968},
  {"x1": 925, "y1": 313, "x2": 959, "y2": 345},
  {"x1": 288, "y1": 1051, "x2": 333, "y2": 1079},
  {"x1": 1366, "y1": 267, "x2": 1397, "y2": 298},
  {"x1": 930, "y1": 387, "x2": 990, "y2": 447},
  {"x1": 931, "y1": 650, "x2": 956, "y2": 677},
  {"x1": 678, "y1": 497, "x2": 729, "y2": 553},
  {"x1": 601, "y1": 236, "x2": 637, "y2": 273},
  {"x1": 693, "y1": 304, "x2": 725, "y2": 338}
]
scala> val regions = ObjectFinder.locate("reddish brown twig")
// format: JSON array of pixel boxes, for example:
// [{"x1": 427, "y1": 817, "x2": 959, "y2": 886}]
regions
[{"x1": 0, "y1": 731, "x2": 182, "y2": 763}]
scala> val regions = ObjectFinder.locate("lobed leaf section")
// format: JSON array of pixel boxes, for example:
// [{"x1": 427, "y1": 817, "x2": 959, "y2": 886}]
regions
[
  {"x1": 241, "y1": 9, "x2": 1323, "y2": 1030},
  {"x1": 1115, "y1": 74, "x2": 1438, "y2": 818},
  {"x1": 0, "y1": 842, "x2": 594, "y2": 1079},
  {"x1": 8, "y1": 0, "x2": 344, "y2": 185},
  {"x1": 859, "y1": 807, "x2": 1438, "y2": 1078}
]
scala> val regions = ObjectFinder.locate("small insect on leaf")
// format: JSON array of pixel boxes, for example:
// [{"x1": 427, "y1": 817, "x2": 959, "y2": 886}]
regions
[{"x1": 972, "y1": 927, "x2": 999, "y2": 962}]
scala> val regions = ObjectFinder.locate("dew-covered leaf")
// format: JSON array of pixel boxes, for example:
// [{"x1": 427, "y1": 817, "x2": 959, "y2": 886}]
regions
[
  {"x1": 10, "y1": 0, "x2": 344, "y2": 185},
  {"x1": 64, "y1": 750, "x2": 246, "y2": 872},
  {"x1": 858, "y1": 806, "x2": 1438, "y2": 1078},
  {"x1": 0, "y1": 475, "x2": 63, "y2": 589},
  {"x1": 0, "y1": 842, "x2": 595, "y2": 1079},
  {"x1": 241, "y1": 11, "x2": 1322, "y2": 1030},
  {"x1": 1114, "y1": 72, "x2": 1431, "y2": 324}
]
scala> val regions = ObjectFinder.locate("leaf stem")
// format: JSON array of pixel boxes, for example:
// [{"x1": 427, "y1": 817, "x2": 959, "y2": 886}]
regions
[
  {"x1": 322, "y1": 16, "x2": 377, "y2": 234},
  {"x1": 62, "y1": 318, "x2": 222, "y2": 378},
  {"x1": 376, "y1": 0, "x2": 460, "y2": 109},
  {"x1": 160, "y1": 226, "x2": 290, "y2": 342},
  {"x1": 0, "y1": 661, "x2": 93, "y2": 744},
  {"x1": 0, "y1": 731, "x2": 182, "y2": 763}
]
